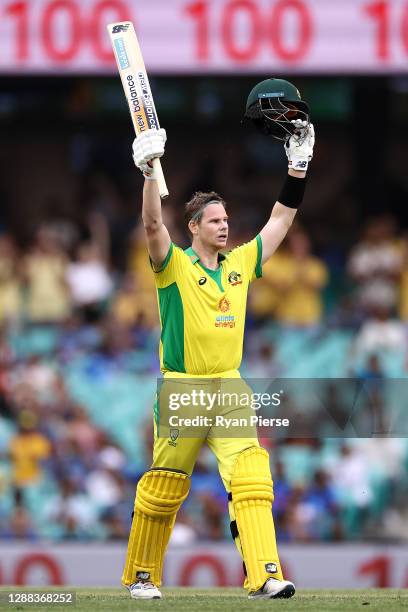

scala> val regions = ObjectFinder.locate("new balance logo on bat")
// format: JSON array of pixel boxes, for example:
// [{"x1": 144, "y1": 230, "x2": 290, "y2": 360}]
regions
[{"x1": 112, "y1": 24, "x2": 130, "y2": 33}]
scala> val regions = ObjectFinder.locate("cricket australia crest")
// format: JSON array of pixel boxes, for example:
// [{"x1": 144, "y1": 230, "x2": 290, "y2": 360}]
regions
[
  {"x1": 168, "y1": 428, "x2": 179, "y2": 447},
  {"x1": 228, "y1": 271, "x2": 242, "y2": 286}
]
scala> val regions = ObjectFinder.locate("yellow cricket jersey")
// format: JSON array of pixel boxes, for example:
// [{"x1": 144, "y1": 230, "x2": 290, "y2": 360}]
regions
[{"x1": 152, "y1": 236, "x2": 262, "y2": 376}]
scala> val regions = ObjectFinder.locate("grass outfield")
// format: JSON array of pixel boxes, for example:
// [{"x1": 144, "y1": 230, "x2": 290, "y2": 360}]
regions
[{"x1": 1, "y1": 588, "x2": 407, "y2": 611}]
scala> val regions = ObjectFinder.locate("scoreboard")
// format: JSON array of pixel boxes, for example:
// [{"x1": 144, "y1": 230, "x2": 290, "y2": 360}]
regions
[{"x1": 0, "y1": 0, "x2": 408, "y2": 74}]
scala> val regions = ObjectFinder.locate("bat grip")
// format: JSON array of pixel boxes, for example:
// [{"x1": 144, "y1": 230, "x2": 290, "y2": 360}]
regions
[{"x1": 152, "y1": 158, "x2": 169, "y2": 199}]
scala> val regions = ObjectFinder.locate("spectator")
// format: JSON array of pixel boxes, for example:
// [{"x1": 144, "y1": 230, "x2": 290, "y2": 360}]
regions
[
  {"x1": 52, "y1": 438, "x2": 91, "y2": 486},
  {"x1": 331, "y1": 444, "x2": 373, "y2": 537},
  {"x1": 169, "y1": 510, "x2": 197, "y2": 545},
  {"x1": 84, "y1": 445, "x2": 126, "y2": 511},
  {"x1": 303, "y1": 470, "x2": 339, "y2": 540},
  {"x1": 353, "y1": 305, "x2": 406, "y2": 357},
  {"x1": 244, "y1": 341, "x2": 282, "y2": 378},
  {"x1": 66, "y1": 240, "x2": 112, "y2": 317},
  {"x1": 248, "y1": 250, "x2": 283, "y2": 325},
  {"x1": 3, "y1": 491, "x2": 36, "y2": 540},
  {"x1": 66, "y1": 213, "x2": 113, "y2": 323},
  {"x1": 0, "y1": 234, "x2": 22, "y2": 323},
  {"x1": 112, "y1": 273, "x2": 158, "y2": 330},
  {"x1": 66, "y1": 405, "x2": 102, "y2": 456},
  {"x1": 382, "y1": 499, "x2": 408, "y2": 540},
  {"x1": 22, "y1": 226, "x2": 70, "y2": 323},
  {"x1": 357, "y1": 354, "x2": 385, "y2": 382},
  {"x1": 22, "y1": 355, "x2": 59, "y2": 404},
  {"x1": 272, "y1": 460, "x2": 292, "y2": 528},
  {"x1": 125, "y1": 223, "x2": 161, "y2": 329},
  {"x1": 284, "y1": 486, "x2": 311, "y2": 541},
  {"x1": 348, "y1": 216, "x2": 402, "y2": 314},
  {"x1": 8, "y1": 410, "x2": 51, "y2": 488},
  {"x1": 43, "y1": 478, "x2": 98, "y2": 539},
  {"x1": 101, "y1": 507, "x2": 129, "y2": 540},
  {"x1": 259, "y1": 229, "x2": 328, "y2": 328}
]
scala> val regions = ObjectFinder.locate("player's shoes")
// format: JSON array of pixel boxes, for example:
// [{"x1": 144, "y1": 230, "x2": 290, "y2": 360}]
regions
[
  {"x1": 128, "y1": 581, "x2": 162, "y2": 599},
  {"x1": 248, "y1": 577, "x2": 295, "y2": 600}
]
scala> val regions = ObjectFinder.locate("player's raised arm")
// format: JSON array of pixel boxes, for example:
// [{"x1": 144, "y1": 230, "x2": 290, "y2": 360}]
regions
[
  {"x1": 132, "y1": 129, "x2": 171, "y2": 267},
  {"x1": 259, "y1": 122, "x2": 315, "y2": 264},
  {"x1": 243, "y1": 78, "x2": 315, "y2": 265}
]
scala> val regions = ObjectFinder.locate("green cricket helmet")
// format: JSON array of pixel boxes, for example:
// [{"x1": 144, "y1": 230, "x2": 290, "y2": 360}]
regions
[{"x1": 244, "y1": 78, "x2": 310, "y2": 141}]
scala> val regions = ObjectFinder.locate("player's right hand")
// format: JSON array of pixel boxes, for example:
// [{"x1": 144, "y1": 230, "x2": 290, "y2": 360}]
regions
[{"x1": 132, "y1": 128, "x2": 167, "y2": 178}]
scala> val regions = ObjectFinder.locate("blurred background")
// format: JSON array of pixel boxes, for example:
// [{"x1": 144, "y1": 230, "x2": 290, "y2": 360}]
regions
[{"x1": 0, "y1": 0, "x2": 408, "y2": 588}]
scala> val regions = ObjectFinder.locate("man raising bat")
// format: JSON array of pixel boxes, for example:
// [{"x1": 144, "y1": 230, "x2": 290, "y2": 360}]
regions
[{"x1": 122, "y1": 78, "x2": 315, "y2": 601}]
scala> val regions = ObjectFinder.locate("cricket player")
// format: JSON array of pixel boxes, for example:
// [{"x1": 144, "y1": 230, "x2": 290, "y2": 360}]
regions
[{"x1": 122, "y1": 79, "x2": 315, "y2": 601}]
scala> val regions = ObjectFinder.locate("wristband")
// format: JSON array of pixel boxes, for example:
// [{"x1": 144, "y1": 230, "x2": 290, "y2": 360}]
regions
[{"x1": 278, "y1": 173, "x2": 307, "y2": 209}]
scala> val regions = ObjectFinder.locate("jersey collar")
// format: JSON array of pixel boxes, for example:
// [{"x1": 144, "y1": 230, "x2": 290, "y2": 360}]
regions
[{"x1": 185, "y1": 246, "x2": 226, "y2": 265}]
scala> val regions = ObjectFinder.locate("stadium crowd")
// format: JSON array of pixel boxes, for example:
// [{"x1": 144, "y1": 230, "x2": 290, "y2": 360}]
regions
[{"x1": 0, "y1": 189, "x2": 408, "y2": 545}]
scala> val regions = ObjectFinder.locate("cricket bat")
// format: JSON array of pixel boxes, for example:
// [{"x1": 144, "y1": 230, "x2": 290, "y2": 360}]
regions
[{"x1": 107, "y1": 21, "x2": 169, "y2": 199}]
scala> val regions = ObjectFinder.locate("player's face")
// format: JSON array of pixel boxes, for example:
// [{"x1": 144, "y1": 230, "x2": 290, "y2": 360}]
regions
[{"x1": 199, "y1": 204, "x2": 229, "y2": 249}]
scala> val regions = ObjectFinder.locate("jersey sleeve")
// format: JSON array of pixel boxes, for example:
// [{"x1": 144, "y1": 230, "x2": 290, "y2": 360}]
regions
[
  {"x1": 229, "y1": 235, "x2": 263, "y2": 283},
  {"x1": 150, "y1": 243, "x2": 185, "y2": 288}
]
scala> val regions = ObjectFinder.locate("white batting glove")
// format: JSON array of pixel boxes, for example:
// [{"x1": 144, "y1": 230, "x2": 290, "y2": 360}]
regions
[
  {"x1": 285, "y1": 121, "x2": 315, "y2": 171},
  {"x1": 132, "y1": 128, "x2": 167, "y2": 179}
]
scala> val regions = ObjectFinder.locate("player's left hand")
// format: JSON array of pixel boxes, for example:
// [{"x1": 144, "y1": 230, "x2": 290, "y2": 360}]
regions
[
  {"x1": 132, "y1": 128, "x2": 167, "y2": 178},
  {"x1": 285, "y1": 121, "x2": 315, "y2": 172}
]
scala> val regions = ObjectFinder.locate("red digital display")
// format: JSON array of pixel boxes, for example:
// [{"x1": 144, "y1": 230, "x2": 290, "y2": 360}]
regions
[{"x1": 0, "y1": 0, "x2": 407, "y2": 74}]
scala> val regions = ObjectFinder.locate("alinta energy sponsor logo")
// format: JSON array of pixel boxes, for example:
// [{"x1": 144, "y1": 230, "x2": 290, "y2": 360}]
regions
[{"x1": 215, "y1": 296, "x2": 235, "y2": 328}]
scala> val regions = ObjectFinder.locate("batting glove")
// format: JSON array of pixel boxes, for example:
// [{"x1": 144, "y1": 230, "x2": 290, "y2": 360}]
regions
[
  {"x1": 132, "y1": 128, "x2": 167, "y2": 179},
  {"x1": 285, "y1": 121, "x2": 315, "y2": 171}
]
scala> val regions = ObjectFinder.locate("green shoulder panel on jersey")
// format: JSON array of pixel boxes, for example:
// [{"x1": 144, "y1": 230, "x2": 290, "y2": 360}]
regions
[
  {"x1": 150, "y1": 242, "x2": 174, "y2": 273},
  {"x1": 255, "y1": 234, "x2": 263, "y2": 278},
  {"x1": 158, "y1": 282, "x2": 185, "y2": 373}
]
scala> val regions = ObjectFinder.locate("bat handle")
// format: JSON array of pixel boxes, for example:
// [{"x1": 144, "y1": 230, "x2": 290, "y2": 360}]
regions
[{"x1": 152, "y1": 158, "x2": 169, "y2": 199}]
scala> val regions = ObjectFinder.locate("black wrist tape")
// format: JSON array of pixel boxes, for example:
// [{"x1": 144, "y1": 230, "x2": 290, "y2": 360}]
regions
[{"x1": 278, "y1": 174, "x2": 307, "y2": 209}]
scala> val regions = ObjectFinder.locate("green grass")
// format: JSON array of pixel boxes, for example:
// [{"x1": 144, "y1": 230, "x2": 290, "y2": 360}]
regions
[{"x1": 0, "y1": 587, "x2": 407, "y2": 611}]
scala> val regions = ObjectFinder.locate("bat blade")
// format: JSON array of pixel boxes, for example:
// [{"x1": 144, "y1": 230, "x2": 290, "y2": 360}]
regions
[{"x1": 107, "y1": 21, "x2": 169, "y2": 199}]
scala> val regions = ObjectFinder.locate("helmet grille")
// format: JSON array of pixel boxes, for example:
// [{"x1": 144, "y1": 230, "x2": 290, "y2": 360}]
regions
[{"x1": 245, "y1": 96, "x2": 310, "y2": 142}]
